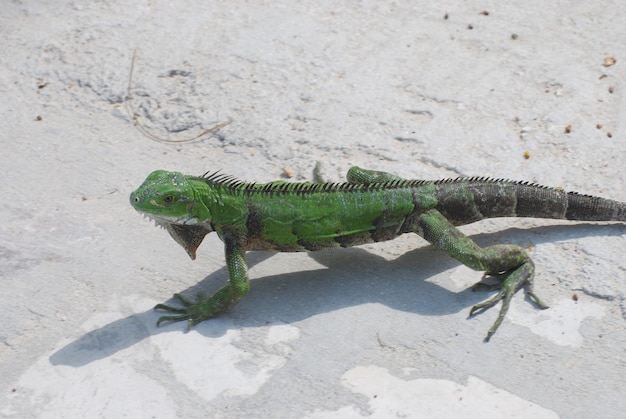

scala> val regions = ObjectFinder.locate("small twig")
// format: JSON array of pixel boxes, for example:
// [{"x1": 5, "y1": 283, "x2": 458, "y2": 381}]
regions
[
  {"x1": 376, "y1": 332, "x2": 387, "y2": 348},
  {"x1": 125, "y1": 48, "x2": 231, "y2": 144}
]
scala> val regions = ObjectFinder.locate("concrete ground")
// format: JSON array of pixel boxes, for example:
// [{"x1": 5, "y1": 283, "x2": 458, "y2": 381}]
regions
[{"x1": 1, "y1": 1, "x2": 625, "y2": 418}]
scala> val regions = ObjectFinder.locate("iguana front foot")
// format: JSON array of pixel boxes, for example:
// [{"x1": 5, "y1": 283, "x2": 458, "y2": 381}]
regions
[
  {"x1": 155, "y1": 292, "x2": 216, "y2": 327},
  {"x1": 468, "y1": 260, "x2": 549, "y2": 341},
  {"x1": 154, "y1": 281, "x2": 248, "y2": 327}
]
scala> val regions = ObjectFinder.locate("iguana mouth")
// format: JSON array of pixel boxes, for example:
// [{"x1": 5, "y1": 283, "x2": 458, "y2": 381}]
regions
[{"x1": 140, "y1": 213, "x2": 199, "y2": 228}]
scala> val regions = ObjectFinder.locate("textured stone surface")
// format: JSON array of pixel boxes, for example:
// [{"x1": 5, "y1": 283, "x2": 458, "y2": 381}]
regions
[{"x1": 1, "y1": 2, "x2": 625, "y2": 417}]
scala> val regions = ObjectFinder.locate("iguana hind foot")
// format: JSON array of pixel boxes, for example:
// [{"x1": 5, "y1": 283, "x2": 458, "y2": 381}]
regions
[{"x1": 469, "y1": 260, "x2": 549, "y2": 341}]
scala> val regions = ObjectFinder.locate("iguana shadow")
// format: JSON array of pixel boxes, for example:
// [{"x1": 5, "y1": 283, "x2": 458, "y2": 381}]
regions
[{"x1": 50, "y1": 222, "x2": 624, "y2": 367}]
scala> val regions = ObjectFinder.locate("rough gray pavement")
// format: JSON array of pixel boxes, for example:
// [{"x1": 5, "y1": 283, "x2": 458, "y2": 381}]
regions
[{"x1": 1, "y1": 2, "x2": 625, "y2": 418}]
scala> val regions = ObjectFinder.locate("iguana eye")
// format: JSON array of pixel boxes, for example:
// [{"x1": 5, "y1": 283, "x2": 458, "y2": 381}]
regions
[{"x1": 163, "y1": 195, "x2": 174, "y2": 203}]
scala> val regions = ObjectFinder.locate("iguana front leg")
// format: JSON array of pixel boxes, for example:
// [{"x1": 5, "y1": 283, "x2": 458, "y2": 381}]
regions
[
  {"x1": 346, "y1": 166, "x2": 548, "y2": 340},
  {"x1": 155, "y1": 234, "x2": 250, "y2": 327}
]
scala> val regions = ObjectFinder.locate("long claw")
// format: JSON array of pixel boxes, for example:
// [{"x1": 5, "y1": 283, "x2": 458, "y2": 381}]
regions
[
  {"x1": 154, "y1": 303, "x2": 188, "y2": 313},
  {"x1": 156, "y1": 313, "x2": 192, "y2": 326},
  {"x1": 469, "y1": 289, "x2": 506, "y2": 316},
  {"x1": 528, "y1": 291, "x2": 549, "y2": 309}
]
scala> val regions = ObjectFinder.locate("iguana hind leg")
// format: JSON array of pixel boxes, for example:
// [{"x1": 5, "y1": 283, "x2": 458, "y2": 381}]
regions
[
  {"x1": 314, "y1": 164, "x2": 409, "y2": 184},
  {"x1": 346, "y1": 166, "x2": 405, "y2": 183},
  {"x1": 413, "y1": 209, "x2": 548, "y2": 340},
  {"x1": 346, "y1": 167, "x2": 548, "y2": 340}
]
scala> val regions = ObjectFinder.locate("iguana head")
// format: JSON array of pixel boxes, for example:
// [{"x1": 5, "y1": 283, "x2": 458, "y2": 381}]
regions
[{"x1": 130, "y1": 170, "x2": 212, "y2": 259}]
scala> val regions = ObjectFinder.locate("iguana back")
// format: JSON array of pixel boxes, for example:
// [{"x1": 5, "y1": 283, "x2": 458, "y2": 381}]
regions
[{"x1": 191, "y1": 172, "x2": 625, "y2": 252}]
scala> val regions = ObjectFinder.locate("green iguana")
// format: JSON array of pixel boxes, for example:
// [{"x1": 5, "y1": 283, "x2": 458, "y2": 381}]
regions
[{"x1": 130, "y1": 166, "x2": 626, "y2": 340}]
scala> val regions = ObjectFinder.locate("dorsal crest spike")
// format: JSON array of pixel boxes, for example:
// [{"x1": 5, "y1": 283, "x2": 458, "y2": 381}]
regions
[
  {"x1": 196, "y1": 170, "x2": 565, "y2": 196},
  {"x1": 429, "y1": 176, "x2": 565, "y2": 193},
  {"x1": 198, "y1": 170, "x2": 426, "y2": 194}
]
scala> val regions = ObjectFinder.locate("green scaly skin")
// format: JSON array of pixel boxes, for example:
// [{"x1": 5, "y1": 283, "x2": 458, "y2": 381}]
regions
[{"x1": 130, "y1": 166, "x2": 626, "y2": 340}]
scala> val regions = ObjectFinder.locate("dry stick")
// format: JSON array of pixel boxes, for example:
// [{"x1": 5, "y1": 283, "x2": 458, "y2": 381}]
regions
[{"x1": 125, "y1": 48, "x2": 232, "y2": 143}]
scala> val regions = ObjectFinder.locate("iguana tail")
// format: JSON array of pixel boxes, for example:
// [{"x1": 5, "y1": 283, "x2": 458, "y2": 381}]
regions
[
  {"x1": 431, "y1": 179, "x2": 626, "y2": 225},
  {"x1": 563, "y1": 190, "x2": 626, "y2": 221}
]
